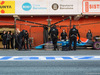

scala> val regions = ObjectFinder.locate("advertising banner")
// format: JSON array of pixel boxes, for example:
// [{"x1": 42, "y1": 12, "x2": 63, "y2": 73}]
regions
[
  {"x1": 49, "y1": 0, "x2": 82, "y2": 15},
  {"x1": 15, "y1": 0, "x2": 49, "y2": 15},
  {"x1": 15, "y1": 0, "x2": 82, "y2": 15},
  {"x1": 0, "y1": 0, "x2": 99, "y2": 15},
  {"x1": 82, "y1": 0, "x2": 100, "y2": 14},
  {"x1": 0, "y1": 0, "x2": 15, "y2": 14}
]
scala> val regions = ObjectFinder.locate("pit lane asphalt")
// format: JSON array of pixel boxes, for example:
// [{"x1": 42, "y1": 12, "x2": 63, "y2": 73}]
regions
[
  {"x1": 0, "y1": 49, "x2": 99, "y2": 56},
  {"x1": 0, "y1": 50, "x2": 100, "y2": 75}
]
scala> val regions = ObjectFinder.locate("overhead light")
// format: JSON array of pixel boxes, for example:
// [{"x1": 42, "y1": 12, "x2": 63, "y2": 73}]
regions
[
  {"x1": 85, "y1": 15, "x2": 88, "y2": 19},
  {"x1": 62, "y1": 15, "x2": 64, "y2": 17},
  {"x1": 31, "y1": 16, "x2": 33, "y2": 17},
  {"x1": 94, "y1": 15, "x2": 96, "y2": 17},
  {"x1": 13, "y1": 15, "x2": 20, "y2": 19}
]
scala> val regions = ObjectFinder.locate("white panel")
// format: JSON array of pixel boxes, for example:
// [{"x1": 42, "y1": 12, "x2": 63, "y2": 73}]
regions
[
  {"x1": 15, "y1": 0, "x2": 49, "y2": 15},
  {"x1": 15, "y1": 0, "x2": 82, "y2": 15},
  {"x1": 49, "y1": 0, "x2": 81, "y2": 15},
  {"x1": 82, "y1": 0, "x2": 100, "y2": 15}
]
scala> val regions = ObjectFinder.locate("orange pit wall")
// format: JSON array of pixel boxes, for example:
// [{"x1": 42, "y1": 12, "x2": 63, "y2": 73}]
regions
[{"x1": 0, "y1": 16, "x2": 100, "y2": 47}]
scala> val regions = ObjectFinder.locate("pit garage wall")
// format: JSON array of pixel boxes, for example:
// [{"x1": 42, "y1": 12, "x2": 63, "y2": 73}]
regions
[{"x1": 0, "y1": 16, "x2": 100, "y2": 46}]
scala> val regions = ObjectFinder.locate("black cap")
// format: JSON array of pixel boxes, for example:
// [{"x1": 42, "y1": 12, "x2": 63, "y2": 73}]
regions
[
  {"x1": 73, "y1": 25, "x2": 76, "y2": 28},
  {"x1": 22, "y1": 30, "x2": 26, "y2": 33}
]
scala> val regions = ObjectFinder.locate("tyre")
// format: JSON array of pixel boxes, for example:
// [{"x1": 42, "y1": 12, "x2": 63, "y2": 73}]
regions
[{"x1": 93, "y1": 42, "x2": 100, "y2": 50}]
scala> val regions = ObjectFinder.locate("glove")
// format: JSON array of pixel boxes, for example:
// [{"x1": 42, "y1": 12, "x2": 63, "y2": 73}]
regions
[{"x1": 78, "y1": 39, "x2": 81, "y2": 44}]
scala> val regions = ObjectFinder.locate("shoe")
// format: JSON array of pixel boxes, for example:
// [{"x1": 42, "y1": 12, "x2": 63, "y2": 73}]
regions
[{"x1": 56, "y1": 48, "x2": 59, "y2": 51}]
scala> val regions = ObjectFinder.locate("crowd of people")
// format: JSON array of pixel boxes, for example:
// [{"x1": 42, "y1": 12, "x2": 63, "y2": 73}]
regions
[
  {"x1": 1, "y1": 25, "x2": 92, "y2": 50},
  {"x1": 1, "y1": 30, "x2": 29, "y2": 50},
  {"x1": 1, "y1": 31, "x2": 14, "y2": 49},
  {"x1": 49, "y1": 25, "x2": 92, "y2": 51},
  {"x1": 49, "y1": 25, "x2": 80, "y2": 50}
]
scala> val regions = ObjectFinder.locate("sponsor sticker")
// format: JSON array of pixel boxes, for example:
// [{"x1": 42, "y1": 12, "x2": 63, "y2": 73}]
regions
[{"x1": 0, "y1": 0, "x2": 15, "y2": 14}]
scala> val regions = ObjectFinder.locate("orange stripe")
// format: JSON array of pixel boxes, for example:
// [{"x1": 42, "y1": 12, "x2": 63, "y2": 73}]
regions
[
  {"x1": 77, "y1": 37, "x2": 88, "y2": 42},
  {"x1": 85, "y1": 2, "x2": 89, "y2": 12},
  {"x1": 83, "y1": 12, "x2": 100, "y2": 14},
  {"x1": 83, "y1": 0, "x2": 100, "y2": 1}
]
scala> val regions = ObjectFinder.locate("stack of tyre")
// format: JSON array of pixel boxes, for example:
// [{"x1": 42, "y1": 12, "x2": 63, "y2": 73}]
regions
[{"x1": 93, "y1": 36, "x2": 100, "y2": 50}]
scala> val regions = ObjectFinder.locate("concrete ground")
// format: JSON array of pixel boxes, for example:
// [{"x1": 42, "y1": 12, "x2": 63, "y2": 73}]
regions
[
  {"x1": 0, "y1": 49, "x2": 100, "y2": 75},
  {"x1": 0, "y1": 49, "x2": 99, "y2": 56},
  {"x1": 0, "y1": 60, "x2": 100, "y2": 75}
]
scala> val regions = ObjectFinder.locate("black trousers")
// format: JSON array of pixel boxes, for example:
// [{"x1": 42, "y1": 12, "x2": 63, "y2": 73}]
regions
[
  {"x1": 18, "y1": 39, "x2": 23, "y2": 50},
  {"x1": 6, "y1": 40, "x2": 10, "y2": 49},
  {"x1": 15, "y1": 39, "x2": 19, "y2": 49},
  {"x1": 52, "y1": 37, "x2": 57, "y2": 50},
  {"x1": 11, "y1": 40, "x2": 14, "y2": 49},
  {"x1": 24, "y1": 39, "x2": 29, "y2": 49},
  {"x1": 69, "y1": 37, "x2": 77, "y2": 50}
]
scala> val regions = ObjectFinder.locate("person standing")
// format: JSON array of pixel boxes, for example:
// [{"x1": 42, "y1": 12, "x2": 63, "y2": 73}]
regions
[
  {"x1": 11, "y1": 32, "x2": 14, "y2": 49},
  {"x1": 69, "y1": 25, "x2": 80, "y2": 50},
  {"x1": 18, "y1": 30, "x2": 26, "y2": 50},
  {"x1": 6, "y1": 31, "x2": 11, "y2": 49},
  {"x1": 24, "y1": 31, "x2": 29, "y2": 50},
  {"x1": 49, "y1": 25, "x2": 58, "y2": 51},
  {"x1": 86, "y1": 29, "x2": 92, "y2": 40},
  {"x1": 60, "y1": 29, "x2": 68, "y2": 41},
  {"x1": 1, "y1": 31, "x2": 7, "y2": 49}
]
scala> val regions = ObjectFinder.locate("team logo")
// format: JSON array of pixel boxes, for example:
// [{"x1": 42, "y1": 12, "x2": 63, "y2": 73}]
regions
[
  {"x1": 53, "y1": 29, "x2": 55, "y2": 31},
  {"x1": 0, "y1": 1, "x2": 15, "y2": 14},
  {"x1": 22, "y1": 2, "x2": 32, "y2": 11},
  {"x1": 52, "y1": 3, "x2": 59, "y2": 10}
]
